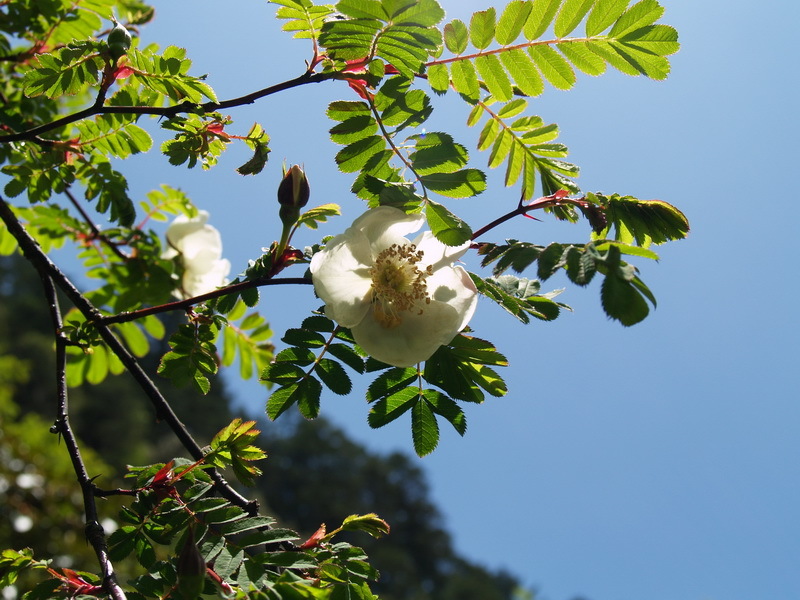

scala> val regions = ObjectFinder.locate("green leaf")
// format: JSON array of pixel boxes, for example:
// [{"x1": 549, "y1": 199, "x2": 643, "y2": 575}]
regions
[
  {"x1": 443, "y1": 19, "x2": 468, "y2": 54},
  {"x1": 127, "y1": 45, "x2": 217, "y2": 103},
  {"x1": 336, "y1": 0, "x2": 388, "y2": 20},
  {"x1": 266, "y1": 377, "x2": 322, "y2": 419},
  {"x1": 411, "y1": 398, "x2": 439, "y2": 456},
  {"x1": 555, "y1": 0, "x2": 595, "y2": 37},
  {"x1": 368, "y1": 387, "x2": 420, "y2": 428},
  {"x1": 469, "y1": 272, "x2": 562, "y2": 324},
  {"x1": 528, "y1": 45, "x2": 576, "y2": 90},
  {"x1": 421, "y1": 169, "x2": 486, "y2": 199},
  {"x1": 236, "y1": 122, "x2": 272, "y2": 175},
  {"x1": 608, "y1": 0, "x2": 664, "y2": 37},
  {"x1": 316, "y1": 358, "x2": 352, "y2": 395},
  {"x1": 330, "y1": 115, "x2": 378, "y2": 145},
  {"x1": 261, "y1": 362, "x2": 306, "y2": 386},
  {"x1": 157, "y1": 322, "x2": 219, "y2": 395},
  {"x1": 409, "y1": 132, "x2": 469, "y2": 175},
  {"x1": 274, "y1": 1, "x2": 333, "y2": 41},
  {"x1": 591, "y1": 193, "x2": 689, "y2": 246},
  {"x1": 450, "y1": 59, "x2": 480, "y2": 102},
  {"x1": 425, "y1": 200, "x2": 473, "y2": 246},
  {"x1": 115, "y1": 321, "x2": 149, "y2": 358},
  {"x1": 427, "y1": 63, "x2": 450, "y2": 93},
  {"x1": 586, "y1": 0, "x2": 630, "y2": 36},
  {"x1": 500, "y1": 48, "x2": 545, "y2": 96},
  {"x1": 22, "y1": 42, "x2": 103, "y2": 99},
  {"x1": 558, "y1": 41, "x2": 607, "y2": 76},
  {"x1": 600, "y1": 245, "x2": 651, "y2": 325},
  {"x1": 496, "y1": 0, "x2": 533, "y2": 45},
  {"x1": 220, "y1": 516, "x2": 276, "y2": 536},
  {"x1": 296, "y1": 203, "x2": 341, "y2": 230},
  {"x1": 469, "y1": 8, "x2": 496, "y2": 50},
  {"x1": 524, "y1": 0, "x2": 562, "y2": 40},
  {"x1": 340, "y1": 514, "x2": 391, "y2": 538},
  {"x1": 475, "y1": 54, "x2": 513, "y2": 101},
  {"x1": 423, "y1": 390, "x2": 467, "y2": 435},
  {"x1": 327, "y1": 343, "x2": 366, "y2": 373},
  {"x1": 274, "y1": 346, "x2": 317, "y2": 366},
  {"x1": 282, "y1": 328, "x2": 326, "y2": 348},
  {"x1": 366, "y1": 366, "x2": 418, "y2": 401},
  {"x1": 335, "y1": 136, "x2": 387, "y2": 173}
]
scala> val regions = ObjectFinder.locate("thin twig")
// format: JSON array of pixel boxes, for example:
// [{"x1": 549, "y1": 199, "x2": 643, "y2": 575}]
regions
[
  {"x1": 0, "y1": 195, "x2": 257, "y2": 515},
  {"x1": 64, "y1": 187, "x2": 130, "y2": 261}
]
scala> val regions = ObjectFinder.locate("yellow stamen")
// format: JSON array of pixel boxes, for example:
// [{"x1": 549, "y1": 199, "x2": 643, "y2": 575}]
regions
[{"x1": 369, "y1": 243, "x2": 432, "y2": 329}]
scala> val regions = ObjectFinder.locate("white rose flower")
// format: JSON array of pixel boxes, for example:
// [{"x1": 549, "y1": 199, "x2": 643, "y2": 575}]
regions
[
  {"x1": 310, "y1": 206, "x2": 478, "y2": 367},
  {"x1": 164, "y1": 210, "x2": 231, "y2": 299}
]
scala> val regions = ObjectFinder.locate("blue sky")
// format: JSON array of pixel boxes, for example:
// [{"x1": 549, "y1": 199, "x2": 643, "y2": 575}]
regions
[{"x1": 40, "y1": 1, "x2": 800, "y2": 599}]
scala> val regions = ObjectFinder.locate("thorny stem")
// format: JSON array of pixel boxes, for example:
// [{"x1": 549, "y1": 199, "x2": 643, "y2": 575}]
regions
[
  {"x1": 0, "y1": 195, "x2": 258, "y2": 516},
  {"x1": 471, "y1": 191, "x2": 587, "y2": 240},
  {"x1": 38, "y1": 273, "x2": 127, "y2": 600}
]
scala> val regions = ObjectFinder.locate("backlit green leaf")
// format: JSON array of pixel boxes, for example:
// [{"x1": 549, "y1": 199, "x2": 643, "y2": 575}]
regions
[
  {"x1": 499, "y1": 49, "x2": 544, "y2": 96},
  {"x1": 524, "y1": 0, "x2": 561, "y2": 40},
  {"x1": 528, "y1": 45, "x2": 576, "y2": 90},
  {"x1": 475, "y1": 54, "x2": 513, "y2": 101},
  {"x1": 469, "y1": 8, "x2": 496, "y2": 49},
  {"x1": 496, "y1": 0, "x2": 533, "y2": 45},
  {"x1": 608, "y1": 0, "x2": 664, "y2": 37},
  {"x1": 421, "y1": 169, "x2": 486, "y2": 199},
  {"x1": 555, "y1": 0, "x2": 595, "y2": 38},
  {"x1": 586, "y1": 0, "x2": 629, "y2": 36},
  {"x1": 424, "y1": 200, "x2": 473, "y2": 246},
  {"x1": 443, "y1": 19, "x2": 468, "y2": 53}
]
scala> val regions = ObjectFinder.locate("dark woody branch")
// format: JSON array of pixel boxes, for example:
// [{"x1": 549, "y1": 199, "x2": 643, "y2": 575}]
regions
[{"x1": 38, "y1": 273, "x2": 127, "y2": 600}]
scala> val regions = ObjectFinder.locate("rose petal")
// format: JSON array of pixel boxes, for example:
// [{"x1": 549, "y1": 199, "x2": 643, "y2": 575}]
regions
[
  {"x1": 182, "y1": 258, "x2": 230, "y2": 298},
  {"x1": 352, "y1": 300, "x2": 462, "y2": 367},
  {"x1": 350, "y1": 206, "x2": 423, "y2": 251},
  {"x1": 412, "y1": 231, "x2": 470, "y2": 271},
  {"x1": 428, "y1": 265, "x2": 478, "y2": 332},
  {"x1": 165, "y1": 210, "x2": 209, "y2": 250},
  {"x1": 310, "y1": 236, "x2": 373, "y2": 327}
]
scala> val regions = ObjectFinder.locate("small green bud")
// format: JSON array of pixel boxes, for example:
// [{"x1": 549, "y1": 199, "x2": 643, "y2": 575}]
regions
[{"x1": 107, "y1": 21, "x2": 132, "y2": 60}]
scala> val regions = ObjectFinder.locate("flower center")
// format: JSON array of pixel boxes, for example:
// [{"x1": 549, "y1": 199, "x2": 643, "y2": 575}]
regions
[{"x1": 370, "y1": 243, "x2": 432, "y2": 329}]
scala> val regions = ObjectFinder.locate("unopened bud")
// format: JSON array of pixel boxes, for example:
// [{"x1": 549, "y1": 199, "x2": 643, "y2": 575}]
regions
[
  {"x1": 277, "y1": 165, "x2": 310, "y2": 210},
  {"x1": 177, "y1": 527, "x2": 206, "y2": 599},
  {"x1": 107, "y1": 20, "x2": 132, "y2": 60}
]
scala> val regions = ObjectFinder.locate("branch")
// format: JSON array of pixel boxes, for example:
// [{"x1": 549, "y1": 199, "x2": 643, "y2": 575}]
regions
[
  {"x1": 0, "y1": 71, "x2": 334, "y2": 144},
  {"x1": 38, "y1": 274, "x2": 127, "y2": 600},
  {"x1": 97, "y1": 276, "x2": 313, "y2": 326},
  {"x1": 471, "y1": 191, "x2": 586, "y2": 240},
  {"x1": 0, "y1": 195, "x2": 257, "y2": 515}
]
